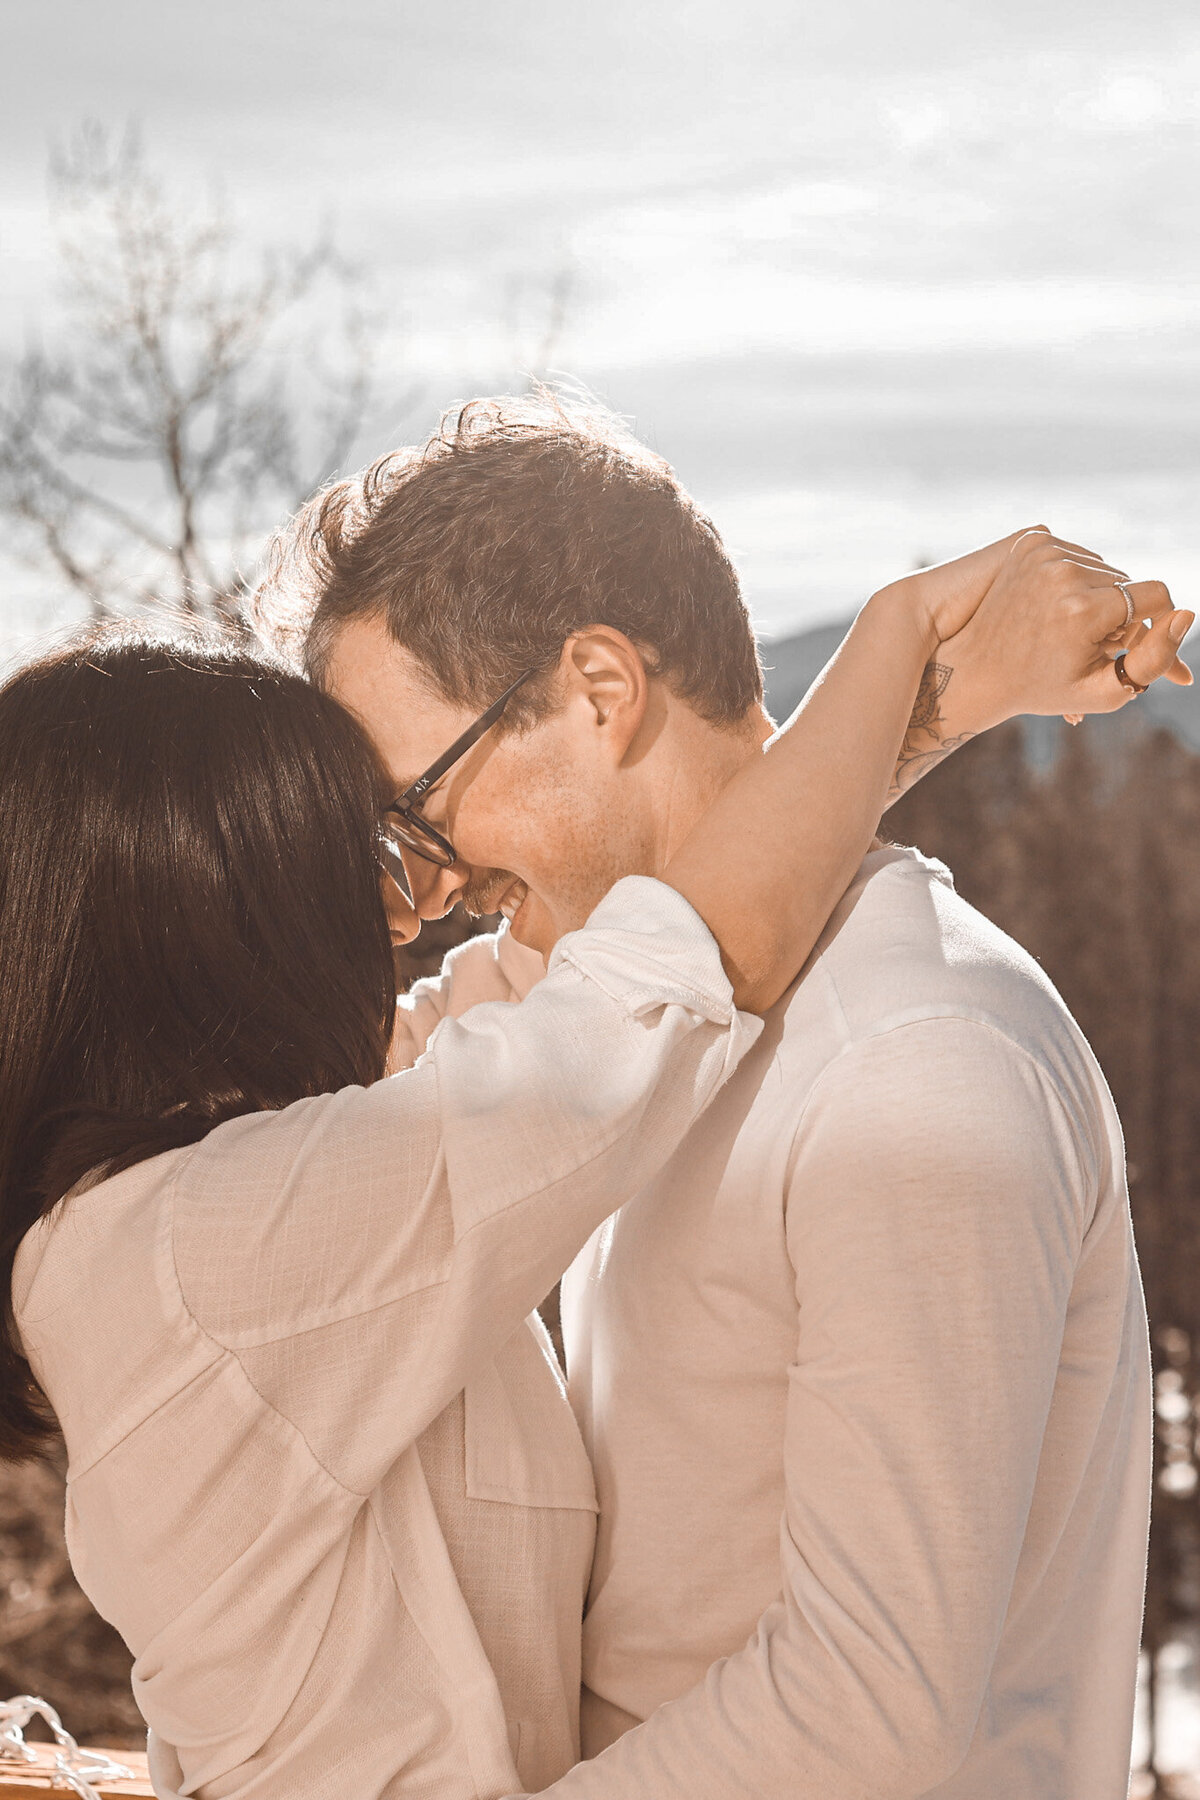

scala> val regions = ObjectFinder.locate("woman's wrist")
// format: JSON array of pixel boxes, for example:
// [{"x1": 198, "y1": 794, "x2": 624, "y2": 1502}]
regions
[
  {"x1": 866, "y1": 577, "x2": 943, "y2": 659},
  {"x1": 884, "y1": 651, "x2": 984, "y2": 805}
]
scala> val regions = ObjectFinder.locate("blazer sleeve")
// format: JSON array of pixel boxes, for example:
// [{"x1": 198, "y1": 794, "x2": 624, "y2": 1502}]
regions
[{"x1": 171, "y1": 876, "x2": 760, "y2": 1496}]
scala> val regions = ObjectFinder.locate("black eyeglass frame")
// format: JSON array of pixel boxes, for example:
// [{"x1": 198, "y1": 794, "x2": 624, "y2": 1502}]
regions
[{"x1": 380, "y1": 668, "x2": 536, "y2": 874}]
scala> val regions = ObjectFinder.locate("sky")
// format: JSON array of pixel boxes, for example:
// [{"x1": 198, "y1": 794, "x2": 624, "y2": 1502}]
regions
[{"x1": 2, "y1": 0, "x2": 1198, "y2": 658}]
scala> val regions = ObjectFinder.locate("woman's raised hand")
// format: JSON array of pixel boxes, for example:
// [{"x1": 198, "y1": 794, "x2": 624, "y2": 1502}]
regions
[
  {"x1": 882, "y1": 527, "x2": 1191, "y2": 700},
  {"x1": 877, "y1": 528, "x2": 1054, "y2": 645},
  {"x1": 879, "y1": 528, "x2": 1193, "y2": 801},
  {"x1": 942, "y1": 528, "x2": 1190, "y2": 724}
]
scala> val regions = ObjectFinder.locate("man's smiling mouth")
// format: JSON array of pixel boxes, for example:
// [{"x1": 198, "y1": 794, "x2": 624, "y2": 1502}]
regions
[
  {"x1": 496, "y1": 879, "x2": 529, "y2": 924},
  {"x1": 460, "y1": 868, "x2": 527, "y2": 920}
]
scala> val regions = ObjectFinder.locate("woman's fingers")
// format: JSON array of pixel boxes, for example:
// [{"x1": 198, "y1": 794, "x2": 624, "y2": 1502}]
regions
[
  {"x1": 1072, "y1": 609, "x2": 1195, "y2": 713},
  {"x1": 1125, "y1": 579, "x2": 1176, "y2": 619},
  {"x1": 1124, "y1": 609, "x2": 1195, "y2": 690},
  {"x1": 1039, "y1": 531, "x2": 1111, "y2": 558},
  {"x1": 913, "y1": 527, "x2": 1051, "y2": 640},
  {"x1": 1074, "y1": 560, "x2": 1132, "y2": 585},
  {"x1": 1054, "y1": 548, "x2": 1131, "y2": 579},
  {"x1": 1017, "y1": 530, "x2": 1127, "y2": 576},
  {"x1": 1012, "y1": 534, "x2": 1136, "y2": 640},
  {"x1": 1087, "y1": 576, "x2": 1177, "y2": 640}
]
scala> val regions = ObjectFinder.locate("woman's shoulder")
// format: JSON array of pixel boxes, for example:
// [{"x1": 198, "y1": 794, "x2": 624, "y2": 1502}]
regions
[
  {"x1": 14, "y1": 1144, "x2": 195, "y2": 1322},
  {"x1": 169, "y1": 1071, "x2": 450, "y2": 1348},
  {"x1": 14, "y1": 1146, "x2": 220, "y2": 1471}
]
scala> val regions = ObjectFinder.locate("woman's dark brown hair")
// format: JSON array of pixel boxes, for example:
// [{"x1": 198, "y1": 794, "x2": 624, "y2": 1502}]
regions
[{"x1": 0, "y1": 626, "x2": 396, "y2": 1460}]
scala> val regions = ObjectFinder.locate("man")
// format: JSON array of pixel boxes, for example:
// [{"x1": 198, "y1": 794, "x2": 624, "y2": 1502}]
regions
[{"x1": 253, "y1": 393, "x2": 1188, "y2": 1797}]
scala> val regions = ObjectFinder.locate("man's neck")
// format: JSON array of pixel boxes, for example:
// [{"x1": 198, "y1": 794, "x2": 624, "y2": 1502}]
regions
[{"x1": 648, "y1": 704, "x2": 773, "y2": 873}]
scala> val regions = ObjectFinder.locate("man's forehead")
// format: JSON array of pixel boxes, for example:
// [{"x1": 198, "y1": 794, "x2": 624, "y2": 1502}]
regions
[{"x1": 322, "y1": 616, "x2": 472, "y2": 786}]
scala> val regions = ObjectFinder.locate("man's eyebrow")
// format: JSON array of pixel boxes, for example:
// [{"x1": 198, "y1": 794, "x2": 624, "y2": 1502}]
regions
[{"x1": 372, "y1": 760, "x2": 416, "y2": 807}]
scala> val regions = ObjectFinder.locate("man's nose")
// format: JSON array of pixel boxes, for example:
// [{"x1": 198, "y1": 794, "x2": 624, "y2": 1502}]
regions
[
  {"x1": 401, "y1": 846, "x2": 469, "y2": 920},
  {"x1": 382, "y1": 874, "x2": 420, "y2": 946}
]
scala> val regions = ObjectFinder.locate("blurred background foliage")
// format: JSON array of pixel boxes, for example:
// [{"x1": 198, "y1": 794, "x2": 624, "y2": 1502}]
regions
[{"x1": 890, "y1": 719, "x2": 1200, "y2": 1796}]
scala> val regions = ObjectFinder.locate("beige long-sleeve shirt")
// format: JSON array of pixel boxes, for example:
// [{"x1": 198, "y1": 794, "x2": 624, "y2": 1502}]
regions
[
  {"x1": 544, "y1": 846, "x2": 1153, "y2": 1800},
  {"x1": 13, "y1": 878, "x2": 758, "y2": 1800}
]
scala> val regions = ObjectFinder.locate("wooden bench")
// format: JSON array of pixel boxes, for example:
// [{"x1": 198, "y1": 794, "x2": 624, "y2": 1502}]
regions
[{"x1": 0, "y1": 1742, "x2": 152, "y2": 1797}]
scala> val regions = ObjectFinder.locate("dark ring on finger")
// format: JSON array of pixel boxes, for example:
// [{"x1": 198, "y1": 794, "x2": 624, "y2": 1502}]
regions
[{"x1": 1114, "y1": 653, "x2": 1149, "y2": 697}]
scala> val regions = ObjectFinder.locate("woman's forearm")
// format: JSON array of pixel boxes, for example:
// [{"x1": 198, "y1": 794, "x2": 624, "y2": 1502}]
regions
[
  {"x1": 887, "y1": 656, "x2": 981, "y2": 804},
  {"x1": 663, "y1": 590, "x2": 935, "y2": 1014}
]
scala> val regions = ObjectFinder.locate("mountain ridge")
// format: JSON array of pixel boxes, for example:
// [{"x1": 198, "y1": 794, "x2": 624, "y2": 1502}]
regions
[{"x1": 760, "y1": 619, "x2": 1200, "y2": 763}]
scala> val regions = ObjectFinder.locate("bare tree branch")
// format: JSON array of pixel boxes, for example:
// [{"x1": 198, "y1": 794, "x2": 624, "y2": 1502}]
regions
[
  {"x1": 505, "y1": 260, "x2": 578, "y2": 390},
  {"x1": 0, "y1": 124, "x2": 384, "y2": 626}
]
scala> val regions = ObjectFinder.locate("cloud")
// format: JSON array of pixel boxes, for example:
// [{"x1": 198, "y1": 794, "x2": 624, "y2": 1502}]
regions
[{"x1": 3, "y1": 0, "x2": 1198, "y2": 647}]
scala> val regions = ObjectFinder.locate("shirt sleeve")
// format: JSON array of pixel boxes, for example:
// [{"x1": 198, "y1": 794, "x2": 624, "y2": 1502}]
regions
[
  {"x1": 529, "y1": 1015, "x2": 1088, "y2": 1798},
  {"x1": 171, "y1": 876, "x2": 760, "y2": 1496},
  {"x1": 389, "y1": 926, "x2": 547, "y2": 1070}
]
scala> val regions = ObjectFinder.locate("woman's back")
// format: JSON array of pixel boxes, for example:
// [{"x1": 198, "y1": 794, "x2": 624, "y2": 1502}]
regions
[{"x1": 13, "y1": 888, "x2": 751, "y2": 1798}]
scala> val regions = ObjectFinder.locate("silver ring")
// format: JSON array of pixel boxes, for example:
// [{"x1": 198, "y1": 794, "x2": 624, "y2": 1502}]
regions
[{"x1": 1115, "y1": 580, "x2": 1136, "y2": 631}]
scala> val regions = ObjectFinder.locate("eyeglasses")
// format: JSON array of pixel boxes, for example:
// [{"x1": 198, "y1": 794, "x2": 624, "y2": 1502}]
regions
[{"x1": 378, "y1": 669, "x2": 536, "y2": 884}]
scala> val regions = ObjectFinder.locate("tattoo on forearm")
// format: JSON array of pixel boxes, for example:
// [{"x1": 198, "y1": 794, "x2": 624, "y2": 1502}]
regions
[
  {"x1": 907, "y1": 660, "x2": 953, "y2": 731},
  {"x1": 887, "y1": 661, "x2": 977, "y2": 803}
]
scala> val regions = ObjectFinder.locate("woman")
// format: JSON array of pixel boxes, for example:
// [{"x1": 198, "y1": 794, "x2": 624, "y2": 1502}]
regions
[{"x1": 0, "y1": 539, "x2": 1186, "y2": 1800}]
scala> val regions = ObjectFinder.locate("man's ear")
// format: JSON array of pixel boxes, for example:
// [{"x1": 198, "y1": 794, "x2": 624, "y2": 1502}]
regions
[{"x1": 559, "y1": 626, "x2": 651, "y2": 761}]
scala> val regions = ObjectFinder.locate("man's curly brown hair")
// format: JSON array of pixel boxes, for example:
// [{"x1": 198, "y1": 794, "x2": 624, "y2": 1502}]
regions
[{"x1": 250, "y1": 389, "x2": 763, "y2": 730}]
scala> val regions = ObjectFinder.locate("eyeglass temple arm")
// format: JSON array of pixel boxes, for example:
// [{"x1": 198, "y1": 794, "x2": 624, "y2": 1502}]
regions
[{"x1": 399, "y1": 669, "x2": 536, "y2": 806}]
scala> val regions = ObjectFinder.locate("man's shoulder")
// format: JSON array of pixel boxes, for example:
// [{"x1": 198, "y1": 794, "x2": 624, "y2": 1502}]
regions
[{"x1": 778, "y1": 845, "x2": 1081, "y2": 1071}]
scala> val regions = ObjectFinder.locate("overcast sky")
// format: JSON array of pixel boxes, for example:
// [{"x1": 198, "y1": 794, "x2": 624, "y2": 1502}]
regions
[{"x1": 3, "y1": 0, "x2": 1198, "y2": 653}]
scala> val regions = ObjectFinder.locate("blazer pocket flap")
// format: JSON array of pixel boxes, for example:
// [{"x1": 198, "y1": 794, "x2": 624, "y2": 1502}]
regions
[{"x1": 465, "y1": 1322, "x2": 598, "y2": 1512}]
